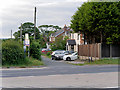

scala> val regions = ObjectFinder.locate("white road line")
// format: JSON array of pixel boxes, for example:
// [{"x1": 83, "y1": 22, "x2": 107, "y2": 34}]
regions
[{"x1": 1, "y1": 67, "x2": 48, "y2": 70}]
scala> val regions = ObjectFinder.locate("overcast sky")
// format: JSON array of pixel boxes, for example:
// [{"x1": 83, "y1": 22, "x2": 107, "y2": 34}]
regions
[{"x1": 0, "y1": 0, "x2": 87, "y2": 38}]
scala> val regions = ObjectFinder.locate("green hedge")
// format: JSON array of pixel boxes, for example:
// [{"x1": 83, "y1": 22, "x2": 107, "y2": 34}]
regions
[
  {"x1": 30, "y1": 41, "x2": 41, "y2": 60},
  {"x1": 2, "y1": 40, "x2": 27, "y2": 65}
]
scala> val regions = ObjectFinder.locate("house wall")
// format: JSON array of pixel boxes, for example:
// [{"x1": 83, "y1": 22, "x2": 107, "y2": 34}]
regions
[
  {"x1": 70, "y1": 33, "x2": 84, "y2": 52},
  {"x1": 50, "y1": 37, "x2": 55, "y2": 42},
  {"x1": 71, "y1": 33, "x2": 84, "y2": 45}
]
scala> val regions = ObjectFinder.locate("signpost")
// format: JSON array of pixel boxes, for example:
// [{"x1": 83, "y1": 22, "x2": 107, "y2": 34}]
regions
[{"x1": 24, "y1": 33, "x2": 30, "y2": 57}]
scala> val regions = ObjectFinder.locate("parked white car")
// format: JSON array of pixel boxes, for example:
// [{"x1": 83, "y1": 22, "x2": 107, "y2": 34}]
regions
[
  {"x1": 63, "y1": 52, "x2": 78, "y2": 61},
  {"x1": 51, "y1": 50, "x2": 67, "y2": 60}
]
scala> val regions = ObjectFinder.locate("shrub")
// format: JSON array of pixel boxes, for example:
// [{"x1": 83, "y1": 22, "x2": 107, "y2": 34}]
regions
[
  {"x1": 2, "y1": 40, "x2": 26, "y2": 65},
  {"x1": 30, "y1": 41, "x2": 41, "y2": 60},
  {"x1": 47, "y1": 52, "x2": 51, "y2": 56}
]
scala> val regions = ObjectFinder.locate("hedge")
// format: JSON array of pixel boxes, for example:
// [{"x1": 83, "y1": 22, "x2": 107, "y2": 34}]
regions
[{"x1": 2, "y1": 40, "x2": 27, "y2": 65}]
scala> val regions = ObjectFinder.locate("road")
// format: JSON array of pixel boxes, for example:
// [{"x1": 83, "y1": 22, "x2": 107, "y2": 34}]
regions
[{"x1": 1, "y1": 56, "x2": 119, "y2": 88}]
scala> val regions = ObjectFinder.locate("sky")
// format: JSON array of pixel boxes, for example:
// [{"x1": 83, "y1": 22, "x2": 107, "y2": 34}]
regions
[{"x1": 0, "y1": 0, "x2": 88, "y2": 38}]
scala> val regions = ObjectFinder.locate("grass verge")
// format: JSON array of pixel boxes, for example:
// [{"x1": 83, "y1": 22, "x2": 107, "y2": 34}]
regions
[
  {"x1": 2, "y1": 57, "x2": 44, "y2": 68},
  {"x1": 71, "y1": 58, "x2": 119, "y2": 66},
  {"x1": 42, "y1": 53, "x2": 51, "y2": 59}
]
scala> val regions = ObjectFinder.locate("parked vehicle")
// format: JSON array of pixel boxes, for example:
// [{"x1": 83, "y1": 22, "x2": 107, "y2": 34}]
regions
[
  {"x1": 41, "y1": 48, "x2": 51, "y2": 54},
  {"x1": 63, "y1": 52, "x2": 78, "y2": 61},
  {"x1": 67, "y1": 51, "x2": 74, "y2": 54},
  {"x1": 51, "y1": 50, "x2": 69, "y2": 60},
  {"x1": 41, "y1": 48, "x2": 47, "y2": 53}
]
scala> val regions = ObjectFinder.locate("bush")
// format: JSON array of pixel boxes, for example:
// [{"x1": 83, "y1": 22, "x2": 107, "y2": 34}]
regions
[
  {"x1": 47, "y1": 52, "x2": 51, "y2": 56},
  {"x1": 30, "y1": 41, "x2": 41, "y2": 60},
  {"x1": 2, "y1": 40, "x2": 27, "y2": 65}
]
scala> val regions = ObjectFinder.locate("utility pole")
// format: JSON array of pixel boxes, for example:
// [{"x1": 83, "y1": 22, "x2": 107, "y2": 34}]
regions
[
  {"x1": 20, "y1": 23, "x2": 22, "y2": 41},
  {"x1": 11, "y1": 30, "x2": 12, "y2": 39},
  {"x1": 34, "y1": 7, "x2": 36, "y2": 40}
]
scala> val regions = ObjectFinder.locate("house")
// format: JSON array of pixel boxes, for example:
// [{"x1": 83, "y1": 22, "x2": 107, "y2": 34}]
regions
[
  {"x1": 66, "y1": 32, "x2": 87, "y2": 52},
  {"x1": 49, "y1": 25, "x2": 72, "y2": 42}
]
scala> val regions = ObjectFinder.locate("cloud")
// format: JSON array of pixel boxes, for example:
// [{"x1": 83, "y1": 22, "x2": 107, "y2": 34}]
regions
[
  {"x1": 1, "y1": 0, "x2": 85, "y2": 38},
  {"x1": 66, "y1": 0, "x2": 88, "y2": 2}
]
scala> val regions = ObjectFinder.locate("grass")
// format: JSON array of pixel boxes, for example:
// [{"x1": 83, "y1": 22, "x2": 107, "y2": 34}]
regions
[
  {"x1": 71, "y1": 58, "x2": 119, "y2": 66},
  {"x1": 2, "y1": 57, "x2": 44, "y2": 68},
  {"x1": 42, "y1": 53, "x2": 51, "y2": 59}
]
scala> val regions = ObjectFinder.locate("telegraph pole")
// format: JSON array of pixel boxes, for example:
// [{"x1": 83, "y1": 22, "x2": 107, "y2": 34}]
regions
[
  {"x1": 11, "y1": 30, "x2": 12, "y2": 39},
  {"x1": 34, "y1": 7, "x2": 36, "y2": 40},
  {"x1": 20, "y1": 23, "x2": 22, "y2": 41}
]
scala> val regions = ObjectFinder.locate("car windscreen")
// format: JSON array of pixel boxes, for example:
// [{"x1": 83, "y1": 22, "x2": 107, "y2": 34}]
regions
[{"x1": 72, "y1": 52, "x2": 78, "y2": 55}]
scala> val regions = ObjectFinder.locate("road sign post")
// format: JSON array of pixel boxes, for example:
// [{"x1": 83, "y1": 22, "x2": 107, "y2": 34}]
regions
[{"x1": 24, "y1": 33, "x2": 30, "y2": 57}]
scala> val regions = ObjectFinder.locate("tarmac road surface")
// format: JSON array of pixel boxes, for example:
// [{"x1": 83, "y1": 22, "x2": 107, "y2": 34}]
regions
[{"x1": 1, "y1": 56, "x2": 119, "y2": 88}]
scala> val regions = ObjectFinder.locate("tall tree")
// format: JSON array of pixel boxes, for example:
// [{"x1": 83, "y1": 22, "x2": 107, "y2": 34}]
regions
[
  {"x1": 38, "y1": 25, "x2": 61, "y2": 42},
  {"x1": 13, "y1": 22, "x2": 40, "y2": 40},
  {"x1": 71, "y1": 2, "x2": 120, "y2": 44}
]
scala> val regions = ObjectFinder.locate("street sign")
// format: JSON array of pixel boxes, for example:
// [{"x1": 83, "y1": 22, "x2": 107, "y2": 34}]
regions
[{"x1": 24, "y1": 39, "x2": 30, "y2": 46}]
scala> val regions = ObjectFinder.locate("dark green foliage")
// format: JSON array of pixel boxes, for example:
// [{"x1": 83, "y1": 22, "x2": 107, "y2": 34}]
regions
[
  {"x1": 13, "y1": 22, "x2": 40, "y2": 41},
  {"x1": 38, "y1": 25, "x2": 61, "y2": 44},
  {"x1": 71, "y1": 2, "x2": 120, "y2": 44},
  {"x1": 2, "y1": 40, "x2": 27, "y2": 65},
  {"x1": 50, "y1": 36, "x2": 69, "y2": 51},
  {"x1": 47, "y1": 52, "x2": 51, "y2": 56},
  {"x1": 30, "y1": 41, "x2": 41, "y2": 60}
]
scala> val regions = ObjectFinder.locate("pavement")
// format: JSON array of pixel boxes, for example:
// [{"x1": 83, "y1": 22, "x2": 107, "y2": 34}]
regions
[
  {"x1": 1, "y1": 56, "x2": 119, "y2": 88},
  {"x1": 2, "y1": 72, "x2": 118, "y2": 88}
]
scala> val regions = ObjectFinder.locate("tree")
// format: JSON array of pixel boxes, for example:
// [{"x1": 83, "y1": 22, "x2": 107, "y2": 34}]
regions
[
  {"x1": 38, "y1": 25, "x2": 61, "y2": 33},
  {"x1": 71, "y1": 2, "x2": 120, "y2": 44},
  {"x1": 13, "y1": 22, "x2": 40, "y2": 41},
  {"x1": 50, "y1": 36, "x2": 69, "y2": 51},
  {"x1": 30, "y1": 40, "x2": 41, "y2": 60},
  {"x1": 38, "y1": 25, "x2": 61, "y2": 43}
]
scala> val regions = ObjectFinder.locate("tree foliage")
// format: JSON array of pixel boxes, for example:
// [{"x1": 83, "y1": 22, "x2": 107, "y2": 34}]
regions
[
  {"x1": 30, "y1": 40, "x2": 41, "y2": 60},
  {"x1": 2, "y1": 40, "x2": 27, "y2": 65},
  {"x1": 71, "y1": 2, "x2": 120, "y2": 44},
  {"x1": 50, "y1": 36, "x2": 69, "y2": 51},
  {"x1": 13, "y1": 22, "x2": 40, "y2": 40},
  {"x1": 38, "y1": 25, "x2": 61, "y2": 43}
]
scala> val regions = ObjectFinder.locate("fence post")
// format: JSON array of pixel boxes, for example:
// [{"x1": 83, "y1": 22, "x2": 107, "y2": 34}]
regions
[
  {"x1": 91, "y1": 44, "x2": 93, "y2": 62},
  {"x1": 110, "y1": 44, "x2": 112, "y2": 59},
  {"x1": 88, "y1": 44, "x2": 90, "y2": 60},
  {"x1": 99, "y1": 43, "x2": 102, "y2": 59},
  {"x1": 95, "y1": 44, "x2": 96, "y2": 60}
]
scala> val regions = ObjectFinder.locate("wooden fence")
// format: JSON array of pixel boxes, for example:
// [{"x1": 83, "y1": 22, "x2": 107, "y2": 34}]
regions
[
  {"x1": 78, "y1": 43, "x2": 120, "y2": 60},
  {"x1": 78, "y1": 43, "x2": 101, "y2": 60}
]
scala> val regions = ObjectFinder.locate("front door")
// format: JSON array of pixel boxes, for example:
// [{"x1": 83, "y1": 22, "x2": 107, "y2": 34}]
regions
[{"x1": 71, "y1": 45, "x2": 74, "y2": 51}]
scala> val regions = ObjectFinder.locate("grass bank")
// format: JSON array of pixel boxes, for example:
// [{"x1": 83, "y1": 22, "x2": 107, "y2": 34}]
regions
[
  {"x1": 2, "y1": 57, "x2": 44, "y2": 68},
  {"x1": 71, "y1": 58, "x2": 119, "y2": 66}
]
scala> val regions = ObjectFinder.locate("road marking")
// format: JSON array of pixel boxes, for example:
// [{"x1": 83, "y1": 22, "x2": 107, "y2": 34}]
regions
[
  {"x1": 104, "y1": 86, "x2": 118, "y2": 88},
  {"x1": 1, "y1": 67, "x2": 48, "y2": 71}
]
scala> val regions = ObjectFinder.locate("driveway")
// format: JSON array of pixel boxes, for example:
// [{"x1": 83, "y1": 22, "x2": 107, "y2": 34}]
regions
[{"x1": 1, "y1": 56, "x2": 119, "y2": 88}]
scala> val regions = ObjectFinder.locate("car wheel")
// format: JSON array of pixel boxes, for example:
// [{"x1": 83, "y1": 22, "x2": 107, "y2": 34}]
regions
[
  {"x1": 66, "y1": 57, "x2": 71, "y2": 61},
  {"x1": 51, "y1": 57, "x2": 54, "y2": 60}
]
